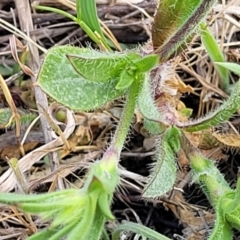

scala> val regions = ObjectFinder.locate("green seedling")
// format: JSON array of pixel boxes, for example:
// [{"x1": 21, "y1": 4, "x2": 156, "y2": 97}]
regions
[
  {"x1": 4, "y1": 0, "x2": 240, "y2": 239},
  {"x1": 200, "y1": 22, "x2": 230, "y2": 92}
]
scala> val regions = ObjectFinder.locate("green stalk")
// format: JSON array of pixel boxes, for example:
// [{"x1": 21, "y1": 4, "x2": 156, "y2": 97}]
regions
[
  {"x1": 34, "y1": 6, "x2": 104, "y2": 48},
  {"x1": 112, "y1": 76, "x2": 142, "y2": 154},
  {"x1": 189, "y1": 152, "x2": 231, "y2": 205},
  {"x1": 181, "y1": 133, "x2": 231, "y2": 206}
]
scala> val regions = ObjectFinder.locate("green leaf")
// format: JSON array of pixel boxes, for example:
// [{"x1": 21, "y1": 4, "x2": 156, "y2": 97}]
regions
[
  {"x1": 133, "y1": 54, "x2": 159, "y2": 72},
  {"x1": 138, "y1": 74, "x2": 166, "y2": 134},
  {"x1": 37, "y1": 46, "x2": 125, "y2": 111},
  {"x1": 220, "y1": 190, "x2": 240, "y2": 231},
  {"x1": 67, "y1": 192, "x2": 97, "y2": 240},
  {"x1": 0, "y1": 65, "x2": 13, "y2": 76},
  {"x1": 164, "y1": 126, "x2": 182, "y2": 152},
  {"x1": 143, "y1": 127, "x2": 180, "y2": 197},
  {"x1": 77, "y1": 0, "x2": 101, "y2": 34},
  {"x1": 116, "y1": 54, "x2": 159, "y2": 90},
  {"x1": 0, "y1": 108, "x2": 12, "y2": 128},
  {"x1": 76, "y1": 0, "x2": 109, "y2": 48},
  {"x1": 0, "y1": 108, "x2": 36, "y2": 129},
  {"x1": 207, "y1": 195, "x2": 234, "y2": 240},
  {"x1": 115, "y1": 69, "x2": 135, "y2": 90},
  {"x1": 153, "y1": 0, "x2": 217, "y2": 61},
  {"x1": 225, "y1": 209, "x2": 240, "y2": 231},
  {"x1": 112, "y1": 221, "x2": 171, "y2": 240},
  {"x1": 0, "y1": 189, "x2": 77, "y2": 204},
  {"x1": 200, "y1": 23, "x2": 229, "y2": 92},
  {"x1": 98, "y1": 192, "x2": 114, "y2": 220},
  {"x1": 51, "y1": 206, "x2": 82, "y2": 227},
  {"x1": 115, "y1": 54, "x2": 159, "y2": 90},
  {"x1": 215, "y1": 62, "x2": 240, "y2": 75},
  {"x1": 19, "y1": 202, "x2": 66, "y2": 213},
  {"x1": 67, "y1": 51, "x2": 140, "y2": 82},
  {"x1": 182, "y1": 79, "x2": 240, "y2": 132},
  {"x1": 28, "y1": 229, "x2": 58, "y2": 240},
  {"x1": 84, "y1": 204, "x2": 106, "y2": 240},
  {"x1": 47, "y1": 220, "x2": 80, "y2": 240}
]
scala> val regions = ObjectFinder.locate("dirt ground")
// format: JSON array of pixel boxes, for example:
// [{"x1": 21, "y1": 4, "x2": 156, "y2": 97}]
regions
[{"x1": 1, "y1": 0, "x2": 240, "y2": 239}]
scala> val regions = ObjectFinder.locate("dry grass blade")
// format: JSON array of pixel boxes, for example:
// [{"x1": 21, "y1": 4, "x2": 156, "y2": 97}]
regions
[
  {"x1": 8, "y1": 158, "x2": 29, "y2": 194},
  {"x1": 0, "y1": 107, "x2": 75, "y2": 192},
  {"x1": 9, "y1": 206, "x2": 37, "y2": 234},
  {"x1": 39, "y1": 103, "x2": 71, "y2": 150},
  {"x1": 9, "y1": 36, "x2": 34, "y2": 77},
  {"x1": 0, "y1": 74, "x2": 23, "y2": 154},
  {"x1": 0, "y1": 18, "x2": 47, "y2": 53}
]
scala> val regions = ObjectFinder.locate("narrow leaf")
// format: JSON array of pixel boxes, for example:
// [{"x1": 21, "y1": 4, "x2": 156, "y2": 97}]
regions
[
  {"x1": 67, "y1": 193, "x2": 97, "y2": 240},
  {"x1": 182, "y1": 79, "x2": 240, "y2": 132},
  {"x1": 77, "y1": 0, "x2": 109, "y2": 49},
  {"x1": 83, "y1": 204, "x2": 106, "y2": 240},
  {"x1": 0, "y1": 189, "x2": 76, "y2": 204},
  {"x1": 112, "y1": 221, "x2": 171, "y2": 240},
  {"x1": 153, "y1": 0, "x2": 217, "y2": 61},
  {"x1": 138, "y1": 74, "x2": 166, "y2": 134},
  {"x1": 143, "y1": 127, "x2": 180, "y2": 197},
  {"x1": 200, "y1": 23, "x2": 229, "y2": 92},
  {"x1": 47, "y1": 219, "x2": 80, "y2": 240},
  {"x1": 215, "y1": 62, "x2": 240, "y2": 75},
  {"x1": 98, "y1": 192, "x2": 114, "y2": 220},
  {"x1": 28, "y1": 229, "x2": 58, "y2": 240}
]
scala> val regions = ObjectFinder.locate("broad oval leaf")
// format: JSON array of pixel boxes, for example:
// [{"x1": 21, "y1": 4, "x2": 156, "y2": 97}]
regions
[{"x1": 37, "y1": 46, "x2": 126, "y2": 111}]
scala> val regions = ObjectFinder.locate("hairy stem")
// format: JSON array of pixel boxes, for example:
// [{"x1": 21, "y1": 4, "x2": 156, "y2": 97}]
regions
[
  {"x1": 112, "y1": 77, "x2": 142, "y2": 154},
  {"x1": 181, "y1": 133, "x2": 230, "y2": 206}
]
